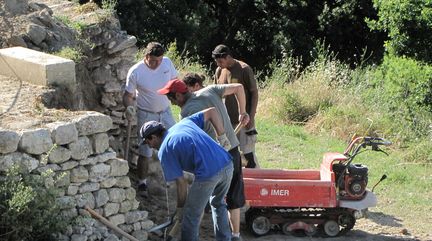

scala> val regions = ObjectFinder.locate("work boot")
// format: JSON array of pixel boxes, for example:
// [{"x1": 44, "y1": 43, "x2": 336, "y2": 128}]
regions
[
  {"x1": 137, "y1": 182, "x2": 148, "y2": 197},
  {"x1": 231, "y1": 236, "x2": 242, "y2": 241}
]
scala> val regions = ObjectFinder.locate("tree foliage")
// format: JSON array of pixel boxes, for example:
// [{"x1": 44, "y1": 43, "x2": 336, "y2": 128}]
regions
[
  {"x1": 114, "y1": 0, "x2": 385, "y2": 71},
  {"x1": 368, "y1": 0, "x2": 432, "y2": 63}
]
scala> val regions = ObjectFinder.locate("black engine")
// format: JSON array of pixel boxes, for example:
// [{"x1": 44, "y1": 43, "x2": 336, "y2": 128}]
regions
[{"x1": 333, "y1": 163, "x2": 369, "y2": 200}]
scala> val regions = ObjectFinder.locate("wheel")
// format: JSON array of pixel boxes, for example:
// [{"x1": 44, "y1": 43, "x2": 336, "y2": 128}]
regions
[
  {"x1": 281, "y1": 222, "x2": 291, "y2": 235},
  {"x1": 247, "y1": 211, "x2": 271, "y2": 236},
  {"x1": 305, "y1": 224, "x2": 318, "y2": 237},
  {"x1": 323, "y1": 220, "x2": 340, "y2": 237},
  {"x1": 338, "y1": 212, "x2": 356, "y2": 235}
]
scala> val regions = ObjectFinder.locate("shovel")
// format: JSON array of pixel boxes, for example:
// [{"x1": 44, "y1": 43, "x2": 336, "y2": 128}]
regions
[
  {"x1": 124, "y1": 118, "x2": 132, "y2": 161},
  {"x1": 148, "y1": 213, "x2": 175, "y2": 233}
]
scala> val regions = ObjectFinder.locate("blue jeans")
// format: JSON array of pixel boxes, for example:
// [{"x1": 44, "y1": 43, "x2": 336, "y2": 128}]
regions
[
  {"x1": 137, "y1": 107, "x2": 176, "y2": 157},
  {"x1": 181, "y1": 162, "x2": 233, "y2": 241}
]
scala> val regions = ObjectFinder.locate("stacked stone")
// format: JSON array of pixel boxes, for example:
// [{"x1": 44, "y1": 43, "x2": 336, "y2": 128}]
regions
[
  {"x1": 0, "y1": 112, "x2": 152, "y2": 241},
  {"x1": 2, "y1": 0, "x2": 138, "y2": 159},
  {"x1": 80, "y1": 15, "x2": 138, "y2": 159}
]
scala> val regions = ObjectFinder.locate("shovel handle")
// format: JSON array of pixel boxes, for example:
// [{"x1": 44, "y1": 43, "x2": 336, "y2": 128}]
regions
[
  {"x1": 234, "y1": 123, "x2": 243, "y2": 135},
  {"x1": 85, "y1": 206, "x2": 140, "y2": 241},
  {"x1": 124, "y1": 119, "x2": 132, "y2": 161}
]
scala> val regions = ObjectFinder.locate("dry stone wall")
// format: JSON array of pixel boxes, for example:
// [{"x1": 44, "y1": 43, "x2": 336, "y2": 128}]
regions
[
  {"x1": 1, "y1": 0, "x2": 140, "y2": 165},
  {"x1": 0, "y1": 112, "x2": 152, "y2": 241}
]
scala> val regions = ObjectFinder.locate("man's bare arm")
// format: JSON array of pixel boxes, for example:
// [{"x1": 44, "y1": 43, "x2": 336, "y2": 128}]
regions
[
  {"x1": 222, "y1": 84, "x2": 249, "y2": 126},
  {"x1": 202, "y1": 107, "x2": 225, "y2": 136},
  {"x1": 248, "y1": 88, "x2": 259, "y2": 128},
  {"x1": 175, "y1": 176, "x2": 188, "y2": 208},
  {"x1": 123, "y1": 91, "x2": 135, "y2": 107}
]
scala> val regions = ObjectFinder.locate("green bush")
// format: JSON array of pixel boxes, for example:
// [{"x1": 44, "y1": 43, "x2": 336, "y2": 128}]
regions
[
  {"x1": 367, "y1": 55, "x2": 432, "y2": 138},
  {"x1": 0, "y1": 167, "x2": 70, "y2": 241},
  {"x1": 53, "y1": 47, "x2": 84, "y2": 63}
]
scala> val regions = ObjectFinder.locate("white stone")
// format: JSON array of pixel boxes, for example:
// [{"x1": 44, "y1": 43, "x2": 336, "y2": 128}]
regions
[
  {"x1": 71, "y1": 234, "x2": 87, "y2": 241},
  {"x1": 75, "y1": 192, "x2": 95, "y2": 208},
  {"x1": 94, "y1": 189, "x2": 109, "y2": 208},
  {"x1": 89, "y1": 133, "x2": 109, "y2": 154},
  {"x1": 0, "y1": 129, "x2": 20, "y2": 154},
  {"x1": 61, "y1": 160, "x2": 79, "y2": 170},
  {"x1": 124, "y1": 188, "x2": 136, "y2": 201},
  {"x1": 35, "y1": 163, "x2": 60, "y2": 174},
  {"x1": 0, "y1": 47, "x2": 75, "y2": 90},
  {"x1": 89, "y1": 163, "x2": 111, "y2": 182},
  {"x1": 68, "y1": 136, "x2": 92, "y2": 160},
  {"x1": 67, "y1": 184, "x2": 80, "y2": 195},
  {"x1": 79, "y1": 182, "x2": 100, "y2": 193},
  {"x1": 19, "y1": 128, "x2": 53, "y2": 154},
  {"x1": 104, "y1": 202, "x2": 120, "y2": 217},
  {"x1": 48, "y1": 146, "x2": 71, "y2": 163},
  {"x1": 0, "y1": 152, "x2": 39, "y2": 173},
  {"x1": 108, "y1": 188, "x2": 126, "y2": 203},
  {"x1": 74, "y1": 112, "x2": 113, "y2": 136},
  {"x1": 47, "y1": 121, "x2": 78, "y2": 145},
  {"x1": 125, "y1": 210, "x2": 148, "y2": 224},
  {"x1": 27, "y1": 23, "x2": 47, "y2": 45},
  {"x1": 100, "y1": 177, "x2": 116, "y2": 188},
  {"x1": 70, "y1": 166, "x2": 89, "y2": 183},
  {"x1": 131, "y1": 230, "x2": 147, "y2": 241},
  {"x1": 108, "y1": 158, "x2": 129, "y2": 176},
  {"x1": 114, "y1": 176, "x2": 131, "y2": 188},
  {"x1": 81, "y1": 150, "x2": 117, "y2": 166},
  {"x1": 107, "y1": 35, "x2": 137, "y2": 54},
  {"x1": 108, "y1": 214, "x2": 125, "y2": 226},
  {"x1": 141, "y1": 220, "x2": 154, "y2": 230}
]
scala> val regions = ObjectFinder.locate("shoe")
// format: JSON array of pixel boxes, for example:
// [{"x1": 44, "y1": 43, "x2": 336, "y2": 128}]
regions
[
  {"x1": 137, "y1": 183, "x2": 148, "y2": 197},
  {"x1": 138, "y1": 182, "x2": 147, "y2": 192},
  {"x1": 231, "y1": 236, "x2": 242, "y2": 241}
]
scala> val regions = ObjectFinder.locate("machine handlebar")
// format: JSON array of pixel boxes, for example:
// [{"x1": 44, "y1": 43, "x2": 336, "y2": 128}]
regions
[{"x1": 363, "y1": 137, "x2": 392, "y2": 146}]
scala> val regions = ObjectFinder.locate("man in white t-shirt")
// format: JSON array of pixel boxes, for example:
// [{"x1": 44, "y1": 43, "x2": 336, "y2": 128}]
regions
[{"x1": 123, "y1": 42, "x2": 178, "y2": 194}]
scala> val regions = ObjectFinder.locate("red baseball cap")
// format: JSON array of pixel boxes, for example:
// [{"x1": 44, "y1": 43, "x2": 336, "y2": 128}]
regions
[{"x1": 157, "y1": 79, "x2": 188, "y2": 95}]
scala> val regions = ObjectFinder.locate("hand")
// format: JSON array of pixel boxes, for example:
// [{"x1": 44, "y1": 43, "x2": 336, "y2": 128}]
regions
[
  {"x1": 246, "y1": 117, "x2": 255, "y2": 129},
  {"x1": 125, "y1": 105, "x2": 136, "y2": 121},
  {"x1": 239, "y1": 112, "x2": 250, "y2": 127},
  {"x1": 173, "y1": 207, "x2": 183, "y2": 222},
  {"x1": 217, "y1": 133, "x2": 232, "y2": 151}
]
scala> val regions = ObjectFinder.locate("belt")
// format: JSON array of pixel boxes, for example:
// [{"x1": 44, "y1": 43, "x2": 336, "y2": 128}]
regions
[{"x1": 137, "y1": 106, "x2": 167, "y2": 114}]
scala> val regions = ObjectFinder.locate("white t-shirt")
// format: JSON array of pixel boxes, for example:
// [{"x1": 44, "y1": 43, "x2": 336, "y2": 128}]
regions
[{"x1": 125, "y1": 57, "x2": 178, "y2": 112}]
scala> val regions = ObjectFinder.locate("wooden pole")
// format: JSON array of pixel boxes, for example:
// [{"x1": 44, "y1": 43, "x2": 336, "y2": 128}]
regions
[{"x1": 85, "y1": 206, "x2": 140, "y2": 241}]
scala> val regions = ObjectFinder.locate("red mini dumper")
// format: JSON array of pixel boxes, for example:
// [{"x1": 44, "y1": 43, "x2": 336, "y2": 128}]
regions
[{"x1": 243, "y1": 136, "x2": 390, "y2": 237}]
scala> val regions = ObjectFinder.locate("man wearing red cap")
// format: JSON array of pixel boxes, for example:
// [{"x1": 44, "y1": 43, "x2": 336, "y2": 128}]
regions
[
  {"x1": 123, "y1": 42, "x2": 178, "y2": 195},
  {"x1": 139, "y1": 108, "x2": 233, "y2": 241},
  {"x1": 157, "y1": 79, "x2": 249, "y2": 240}
]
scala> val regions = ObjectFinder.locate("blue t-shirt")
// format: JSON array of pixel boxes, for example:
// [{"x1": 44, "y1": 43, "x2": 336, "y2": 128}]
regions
[{"x1": 158, "y1": 112, "x2": 232, "y2": 182}]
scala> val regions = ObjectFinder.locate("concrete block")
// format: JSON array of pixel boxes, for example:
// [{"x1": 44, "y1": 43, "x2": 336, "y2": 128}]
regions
[{"x1": 0, "y1": 47, "x2": 75, "y2": 89}]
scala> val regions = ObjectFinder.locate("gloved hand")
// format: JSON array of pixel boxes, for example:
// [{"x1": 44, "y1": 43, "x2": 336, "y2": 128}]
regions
[
  {"x1": 173, "y1": 207, "x2": 183, "y2": 222},
  {"x1": 124, "y1": 105, "x2": 136, "y2": 121},
  {"x1": 217, "y1": 133, "x2": 231, "y2": 151}
]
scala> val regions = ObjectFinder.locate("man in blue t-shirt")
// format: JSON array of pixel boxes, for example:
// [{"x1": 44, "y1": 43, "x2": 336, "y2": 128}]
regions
[{"x1": 139, "y1": 108, "x2": 234, "y2": 241}]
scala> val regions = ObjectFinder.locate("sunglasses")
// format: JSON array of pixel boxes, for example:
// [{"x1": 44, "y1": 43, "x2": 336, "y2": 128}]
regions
[{"x1": 212, "y1": 53, "x2": 227, "y2": 59}]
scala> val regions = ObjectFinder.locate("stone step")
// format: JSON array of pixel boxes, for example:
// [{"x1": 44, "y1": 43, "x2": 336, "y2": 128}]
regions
[{"x1": 0, "y1": 46, "x2": 75, "y2": 89}]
